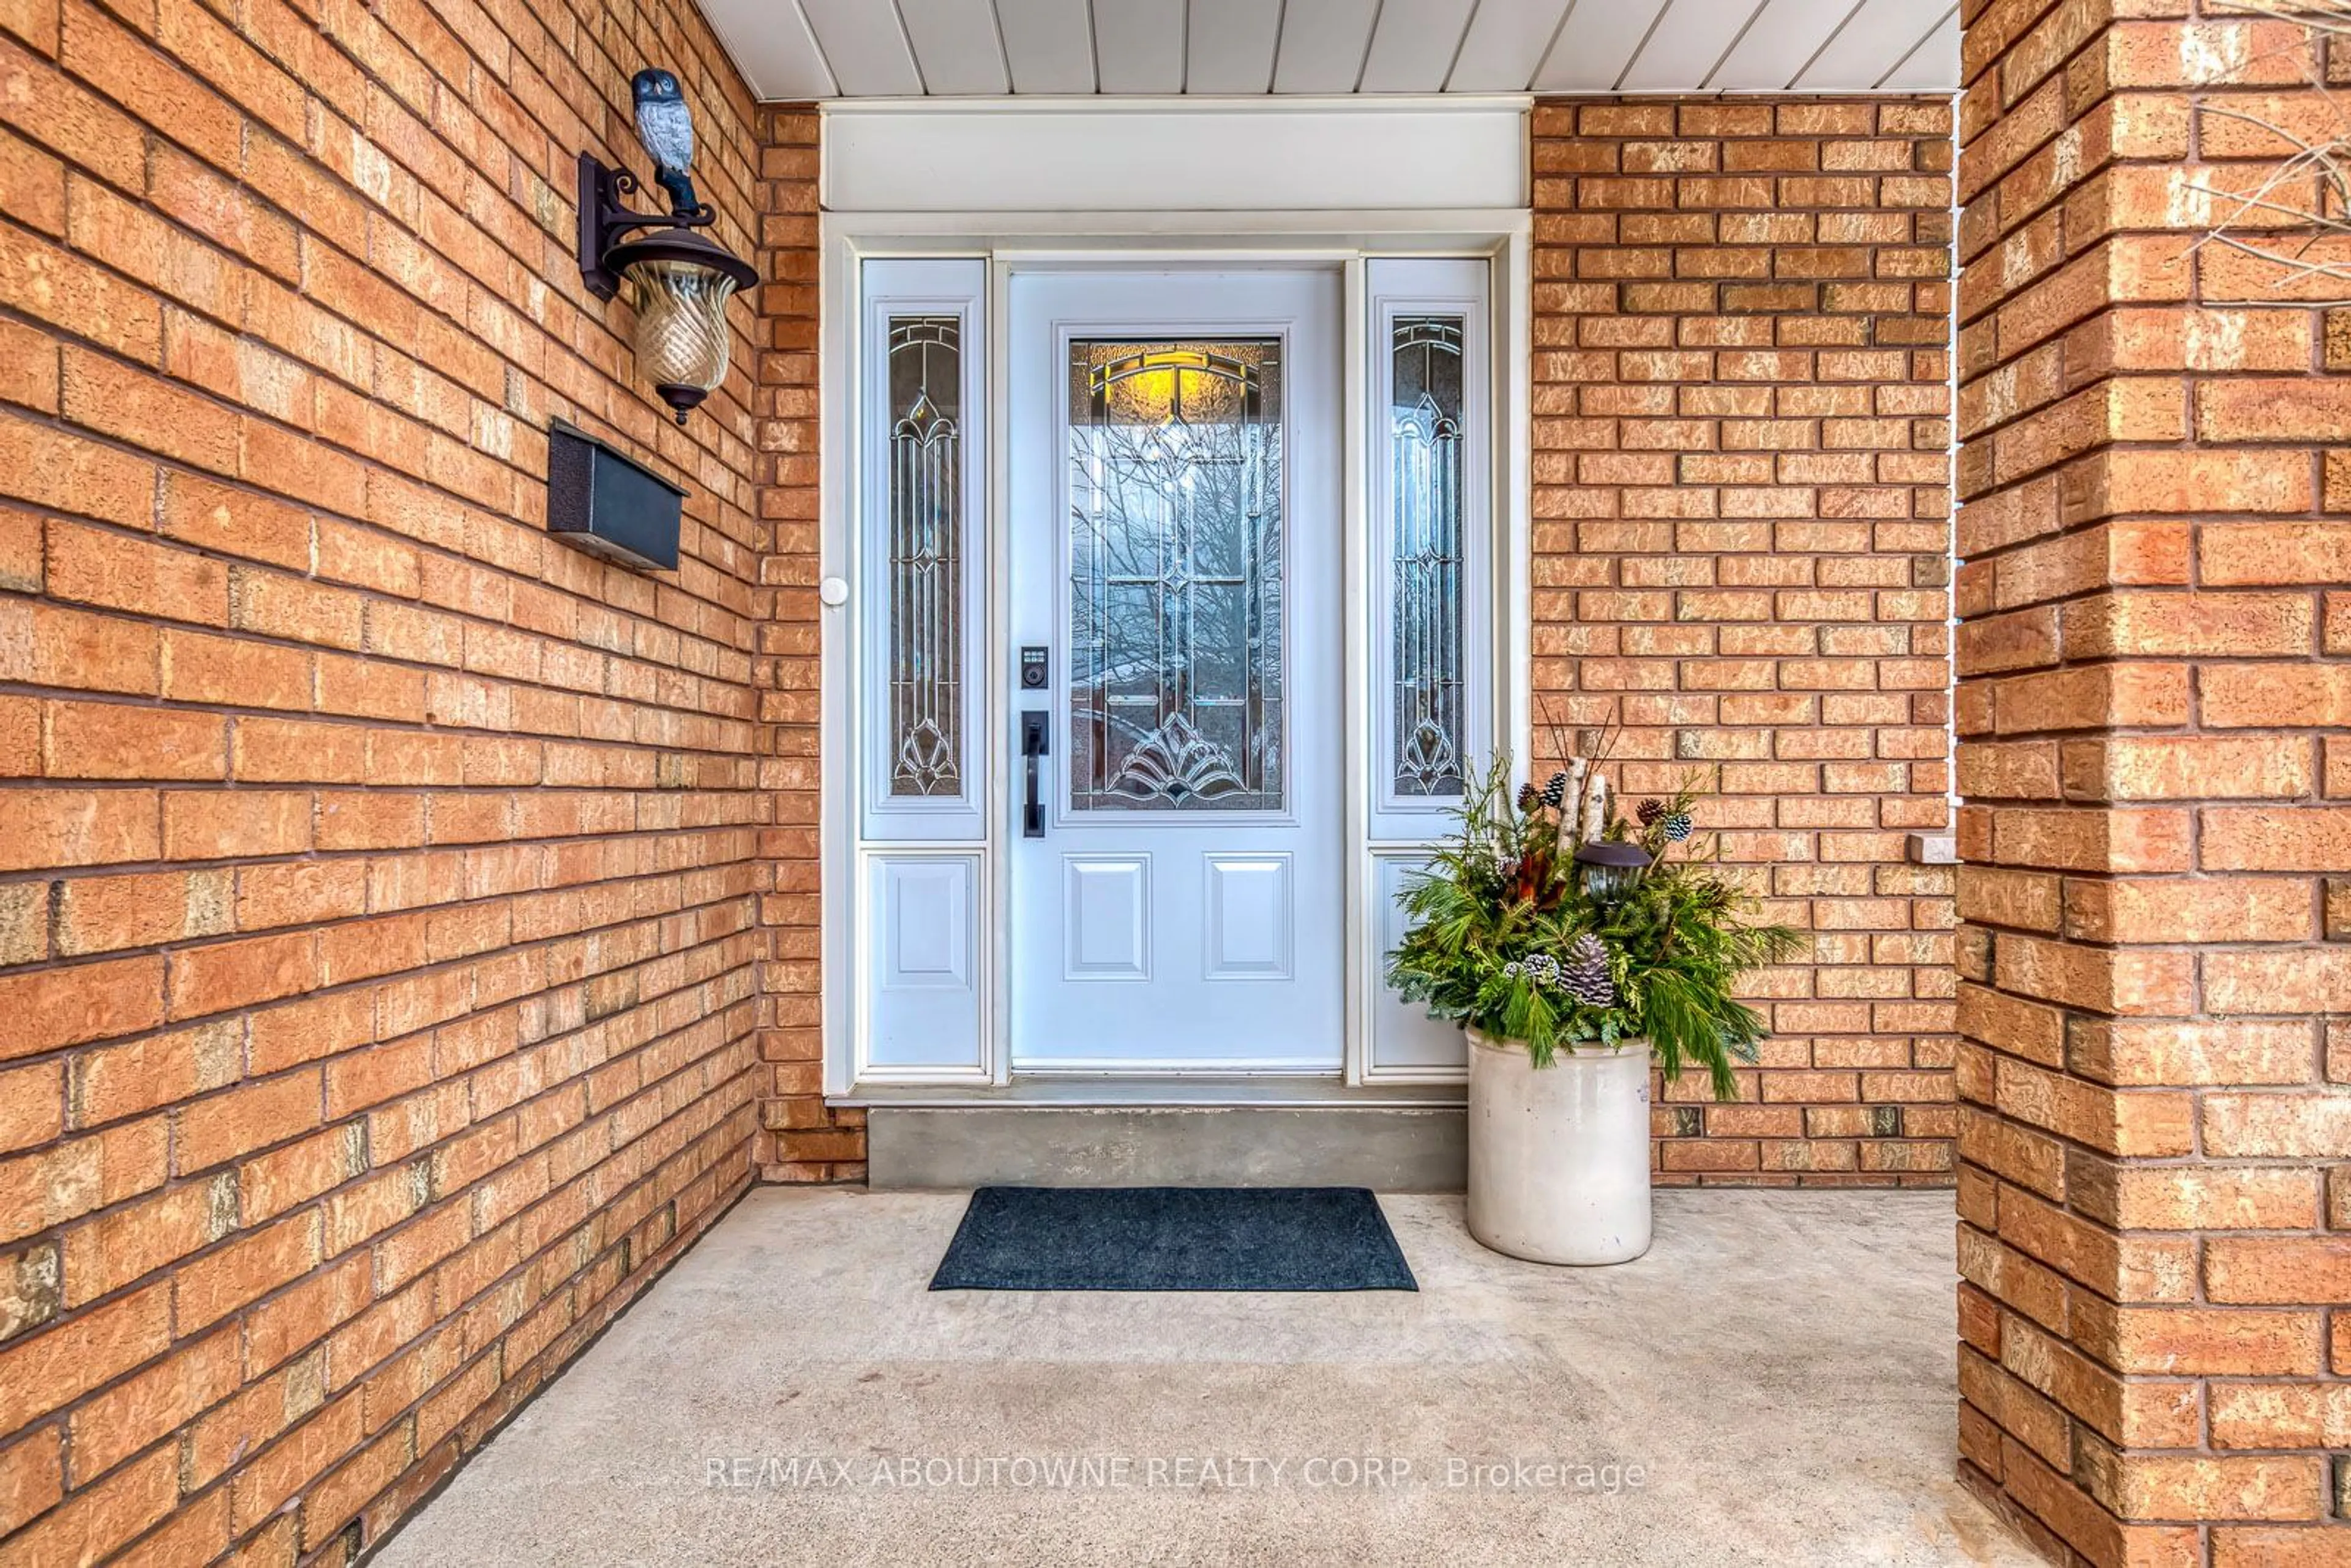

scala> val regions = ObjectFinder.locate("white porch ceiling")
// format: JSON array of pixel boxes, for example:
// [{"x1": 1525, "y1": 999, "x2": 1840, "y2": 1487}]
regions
[{"x1": 699, "y1": 0, "x2": 1960, "y2": 102}]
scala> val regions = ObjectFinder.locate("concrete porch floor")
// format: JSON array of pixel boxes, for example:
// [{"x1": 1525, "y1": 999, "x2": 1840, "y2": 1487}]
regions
[{"x1": 376, "y1": 1188, "x2": 2034, "y2": 1567}]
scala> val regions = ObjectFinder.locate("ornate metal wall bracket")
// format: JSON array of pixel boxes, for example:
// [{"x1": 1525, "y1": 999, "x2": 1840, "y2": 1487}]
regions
[{"x1": 576, "y1": 153, "x2": 748, "y2": 301}]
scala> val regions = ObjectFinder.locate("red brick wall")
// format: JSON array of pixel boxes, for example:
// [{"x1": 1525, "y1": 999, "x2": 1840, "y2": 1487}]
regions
[
  {"x1": 747, "y1": 105, "x2": 857, "y2": 1184},
  {"x1": 1955, "y1": 0, "x2": 2351, "y2": 1561},
  {"x1": 1532, "y1": 98, "x2": 1960, "y2": 1184},
  {"x1": 0, "y1": 0, "x2": 791, "y2": 1558}
]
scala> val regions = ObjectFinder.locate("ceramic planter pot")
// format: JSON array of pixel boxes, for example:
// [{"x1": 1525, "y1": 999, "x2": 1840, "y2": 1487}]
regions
[{"x1": 1464, "y1": 1029, "x2": 1652, "y2": 1266}]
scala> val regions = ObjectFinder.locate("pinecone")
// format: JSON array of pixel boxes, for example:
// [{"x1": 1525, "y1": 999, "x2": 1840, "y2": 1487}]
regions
[
  {"x1": 1539, "y1": 770, "x2": 1569, "y2": 809},
  {"x1": 1637, "y1": 798, "x2": 1665, "y2": 826},
  {"x1": 1660, "y1": 811, "x2": 1693, "y2": 842},
  {"x1": 1561, "y1": 934, "x2": 1616, "y2": 1008},
  {"x1": 1517, "y1": 782, "x2": 1540, "y2": 812}
]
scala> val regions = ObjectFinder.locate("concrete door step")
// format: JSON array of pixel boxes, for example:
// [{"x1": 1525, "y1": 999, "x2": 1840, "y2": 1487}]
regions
[{"x1": 866, "y1": 1104, "x2": 1467, "y2": 1190}]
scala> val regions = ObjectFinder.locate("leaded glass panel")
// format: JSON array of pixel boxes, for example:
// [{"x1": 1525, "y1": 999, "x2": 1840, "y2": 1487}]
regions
[
  {"x1": 887, "y1": 316, "x2": 962, "y2": 797},
  {"x1": 1390, "y1": 316, "x2": 1465, "y2": 798},
  {"x1": 1066, "y1": 339, "x2": 1284, "y2": 812}
]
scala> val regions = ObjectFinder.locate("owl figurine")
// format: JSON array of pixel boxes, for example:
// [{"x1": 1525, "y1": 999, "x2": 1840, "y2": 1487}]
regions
[{"x1": 631, "y1": 68, "x2": 700, "y2": 217}]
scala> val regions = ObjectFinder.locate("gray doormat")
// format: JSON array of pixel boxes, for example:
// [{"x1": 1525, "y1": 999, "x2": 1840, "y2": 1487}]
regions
[{"x1": 928, "y1": 1185, "x2": 1418, "y2": 1291}]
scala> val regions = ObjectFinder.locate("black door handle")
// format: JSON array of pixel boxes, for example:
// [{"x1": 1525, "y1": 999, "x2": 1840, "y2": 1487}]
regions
[{"x1": 1021, "y1": 711, "x2": 1049, "y2": 838}]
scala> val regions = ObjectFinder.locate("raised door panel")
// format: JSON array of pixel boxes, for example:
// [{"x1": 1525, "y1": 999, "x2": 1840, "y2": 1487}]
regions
[
  {"x1": 1369, "y1": 853, "x2": 1466, "y2": 1074},
  {"x1": 865, "y1": 853, "x2": 983, "y2": 1071},
  {"x1": 1063, "y1": 855, "x2": 1152, "y2": 981},
  {"x1": 1204, "y1": 853, "x2": 1294, "y2": 980}
]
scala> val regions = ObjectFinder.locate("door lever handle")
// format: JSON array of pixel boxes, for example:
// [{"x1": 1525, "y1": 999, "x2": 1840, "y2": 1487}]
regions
[{"x1": 1020, "y1": 711, "x2": 1049, "y2": 838}]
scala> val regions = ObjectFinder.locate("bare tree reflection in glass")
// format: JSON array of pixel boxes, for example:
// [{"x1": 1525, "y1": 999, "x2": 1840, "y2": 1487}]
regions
[{"x1": 1066, "y1": 340, "x2": 1285, "y2": 812}]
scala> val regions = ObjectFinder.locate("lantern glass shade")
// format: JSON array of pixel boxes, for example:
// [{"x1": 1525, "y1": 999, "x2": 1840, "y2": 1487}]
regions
[
  {"x1": 624, "y1": 257, "x2": 740, "y2": 419},
  {"x1": 576, "y1": 152, "x2": 756, "y2": 423},
  {"x1": 1573, "y1": 839, "x2": 1653, "y2": 904}
]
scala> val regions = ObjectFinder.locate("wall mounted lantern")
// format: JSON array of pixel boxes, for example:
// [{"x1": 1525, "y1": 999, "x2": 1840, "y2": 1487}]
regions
[{"x1": 576, "y1": 70, "x2": 757, "y2": 426}]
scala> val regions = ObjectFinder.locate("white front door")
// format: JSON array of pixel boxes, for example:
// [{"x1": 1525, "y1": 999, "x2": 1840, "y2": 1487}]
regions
[{"x1": 1007, "y1": 269, "x2": 1344, "y2": 1071}]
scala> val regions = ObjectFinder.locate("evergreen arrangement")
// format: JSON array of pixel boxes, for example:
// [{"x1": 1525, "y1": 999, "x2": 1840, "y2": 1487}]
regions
[{"x1": 1385, "y1": 756, "x2": 1804, "y2": 1101}]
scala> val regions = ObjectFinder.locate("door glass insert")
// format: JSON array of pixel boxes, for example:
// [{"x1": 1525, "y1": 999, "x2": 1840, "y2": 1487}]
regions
[
  {"x1": 1390, "y1": 316, "x2": 1465, "y2": 798},
  {"x1": 887, "y1": 316, "x2": 962, "y2": 797},
  {"x1": 1066, "y1": 339, "x2": 1285, "y2": 812}
]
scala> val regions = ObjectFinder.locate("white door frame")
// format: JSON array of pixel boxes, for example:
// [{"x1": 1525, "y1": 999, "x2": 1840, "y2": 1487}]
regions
[{"x1": 816, "y1": 100, "x2": 1534, "y2": 1100}]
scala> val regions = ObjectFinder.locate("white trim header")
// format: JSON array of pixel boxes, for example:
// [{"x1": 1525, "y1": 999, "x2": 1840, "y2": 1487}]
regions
[{"x1": 821, "y1": 99, "x2": 1529, "y2": 216}]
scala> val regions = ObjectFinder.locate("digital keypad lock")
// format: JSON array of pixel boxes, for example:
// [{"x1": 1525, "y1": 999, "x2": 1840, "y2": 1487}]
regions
[{"x1": 1020, "y1": 646, "x2": 1049, "y2": 691}]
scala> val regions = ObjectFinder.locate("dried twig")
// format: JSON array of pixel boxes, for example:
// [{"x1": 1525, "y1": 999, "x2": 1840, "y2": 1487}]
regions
[{"x1": 2192, "y1": 8, "x2": 2351, "y2": 303}]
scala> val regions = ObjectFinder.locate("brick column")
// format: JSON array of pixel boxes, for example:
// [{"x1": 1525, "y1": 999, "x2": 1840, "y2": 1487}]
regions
[
  {"x1": 748, "y1": 108, "x2": 856, "y2": 1181},
  {"x1": 1955, "y1": 4, "x2": 2351, "y2": 1563},
  {"x1": 1530, "y1": 98, "x2": 1960, "y2": 1183}
]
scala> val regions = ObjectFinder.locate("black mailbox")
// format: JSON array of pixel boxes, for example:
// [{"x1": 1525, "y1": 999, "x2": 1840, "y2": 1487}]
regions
[{"x1": 546, "y1": 419, "x2": 685, "y2": 572}]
